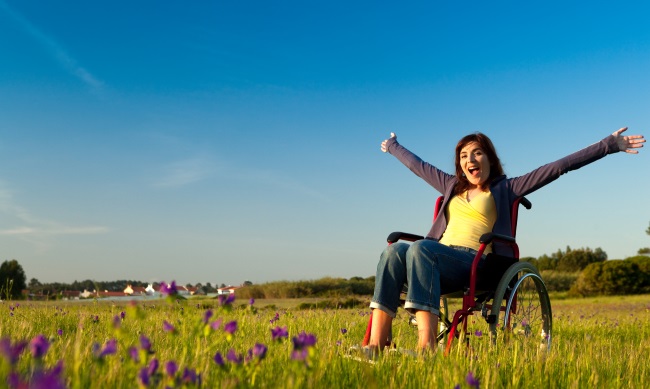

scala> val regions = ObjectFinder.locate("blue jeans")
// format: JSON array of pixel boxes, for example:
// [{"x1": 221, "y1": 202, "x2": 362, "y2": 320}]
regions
[{"x1": 370, "y1": 239, "x2": 484, "y2": 318}]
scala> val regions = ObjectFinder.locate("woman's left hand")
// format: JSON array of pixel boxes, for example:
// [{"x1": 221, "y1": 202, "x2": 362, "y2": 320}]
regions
[{"x1": 612, "y1": 127, "x2": 645, "y2": 154}]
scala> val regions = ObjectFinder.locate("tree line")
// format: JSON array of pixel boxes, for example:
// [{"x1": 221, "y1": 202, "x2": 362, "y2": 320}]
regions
[{"x1": 2, "y1": 221, "x2": 649, "y2": 301}]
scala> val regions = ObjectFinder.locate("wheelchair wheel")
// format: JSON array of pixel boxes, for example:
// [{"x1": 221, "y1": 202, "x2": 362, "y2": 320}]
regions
[{"x1": 489, "y1": 262, "x2": 552, "y2": 350}]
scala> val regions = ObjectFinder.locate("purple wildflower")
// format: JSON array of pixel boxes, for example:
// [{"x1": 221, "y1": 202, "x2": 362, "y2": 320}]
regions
[
  {"x1": 224, "y1": 320, "x2": 237, "y2": 335},
  {"x1": 291, "y1": 331, "x2": 317, "y2": 361},
  {"x1": 29, "y1": 334, "x2": 50, "y2": 359},
  {"x1": 292, "y1": 331, "x2": 317, "y2": 350},
  {"x1": 138, "y1": 367, "x2": 150, "y2": 386},
  {"x1": 203, "y1": 309, "x2": 213, "y2": 324},
  {"x1": 129, "y1": 346, "x2": 140, "y2": 363},
  {"x1": 340, "y1": 328, "x2": 348, "y2": 335},
  {"x1": 213, "y1": 352, "x2": 225, "y2": 366},
  {"x1": 0, "y1": 338, "x2": 27, "y2": 365},
  {"x1": 182, "y1": 367, "x2": 199, "y2": 385},
  {"x1": 475, "y1": 330, "x2": 483, "y2": 337},
  {"x1": 140, "y1": 335, "x2": 153, "y2": 353},
  {"x1": 271, "y1": 326, "x2": 289, "y2": 341},
  {"x1": 226, "y1": 349, "x2": 243, "y2": 364},
  {"x1": 147, "y1": 358, "x2": 159, "y2": 376},
  {"x1": 252, "y1": 343, "x2": 267, "y2": 360},
  {"x1": 120, "y1": 311, "x2": 126, "y2": 320},
  {"x1": 57, "y1": 329, "x2": 63, "y2": 337},
  {"x1": 160, "y1": 281, "x2": 178, "y2": 296},
  {"x1": 92, "y1": 315, "x2": 99, "y2": 323},
  {"x1": 249, "y1": 298, "x2": 255, "y2": 306},
  {"x1": 270, "y1": 312, "x2": 280, "y2": 324},
  {"x1": 112, "y1": 315, "x2": 121, "y2": 329},
  {"x1": 27, "y1": 360, "x2": 66, "y2": 389},
  {"x1": 466, "y1": 372, "x2": 480, "y2": 388},
  {"x1": 291, "y1": 349, "x2": 309, "y2": 361},
  {"x1": 98, "y1": 339, "x2": 117, "y2": 358},
  {"x1": 210, "y1": 318, "x2": 223, "y2": 331},
  {"x1": 162, "y1": 320, "x2": 176, "y2": 333},
  {"x1": 6, "y1": 372, "x2": 24, "y2": 388},
  {"x1": 218, "y1": 293, "x2": 236, "y2": 306}
]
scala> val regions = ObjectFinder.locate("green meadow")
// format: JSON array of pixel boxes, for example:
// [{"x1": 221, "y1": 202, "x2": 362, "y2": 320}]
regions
[{"x1": 0, "y1": 293, "x2": 648, "y2": 388}]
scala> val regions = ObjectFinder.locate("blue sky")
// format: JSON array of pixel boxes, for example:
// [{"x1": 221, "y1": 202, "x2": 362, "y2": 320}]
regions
[{"x1": 1, "y1": 1, "x2": 648, "y2": 286}]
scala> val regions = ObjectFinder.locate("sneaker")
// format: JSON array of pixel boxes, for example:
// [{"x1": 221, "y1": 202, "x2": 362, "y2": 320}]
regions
[
  {"x1": 388, "y1": 347, "x2": 418, "y2": 358},
  {"x1": 347, "y1": 345, "x2": 380, "y2": 362}
]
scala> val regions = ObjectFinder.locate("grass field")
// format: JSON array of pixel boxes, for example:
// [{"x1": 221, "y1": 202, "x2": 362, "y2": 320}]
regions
[{"x1": 0, "y1": 293, "x2": 648, "y2": 388}]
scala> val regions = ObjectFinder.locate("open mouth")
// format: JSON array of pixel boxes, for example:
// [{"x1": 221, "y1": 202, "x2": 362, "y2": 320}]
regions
[{"x1": 468, "y1": 167, "x2": 480, "y2": 176}]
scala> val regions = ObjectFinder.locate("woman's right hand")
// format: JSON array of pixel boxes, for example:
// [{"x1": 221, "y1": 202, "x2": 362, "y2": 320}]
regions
[{"x1": 380, "y1": 132, "x2": 397, "y2": 153}]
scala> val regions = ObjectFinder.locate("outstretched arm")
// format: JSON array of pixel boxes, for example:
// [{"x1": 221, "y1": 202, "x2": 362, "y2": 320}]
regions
[
  {"x1": 379, "y1": 132, "x2": 455, "y2": 193},
  {"x1": 510, "y1": 127, "x2": 645, "y2": 197},
  {"x1": 613, "y1": 127, "x2": 645, "y2": 153}
]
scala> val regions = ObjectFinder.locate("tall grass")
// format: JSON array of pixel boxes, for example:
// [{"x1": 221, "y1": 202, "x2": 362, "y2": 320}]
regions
[{"x1": 0, "y1": 294, "x2": 648, "y2": 388}]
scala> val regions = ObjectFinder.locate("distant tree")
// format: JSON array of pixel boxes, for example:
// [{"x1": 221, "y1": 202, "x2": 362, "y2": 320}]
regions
[
  {"x1": 535, "y1": 254, "x2": 559, "y2": 271},
  {"x1": 556, "y1": 247, "x2": 607, "y2": 272},
  {"x1": 625, "y1": 255, "x2": 650, "y2": 291},
  {"x1": 28, "y1": 278, "x2": 42, "y2": 288},
  {"x1": 639, "y1": 248, "x2": 650, "y2": 255},
  {"x1": 646, "y1": 222, "x2": 650, "y2": 235},
  {"x1": 571, "y1": 260, "x2": 644, "y2": 296},
  {"x1": 243, "y1": 280, "x2": 253, "y2": 286},
  {"x1": 0, "y1": 260, "x2": 27, "y2": 300}
]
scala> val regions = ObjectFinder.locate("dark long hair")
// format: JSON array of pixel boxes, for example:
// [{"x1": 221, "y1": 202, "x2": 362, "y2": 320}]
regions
[{"x1": 453, "y1": 132, "x2": 504, "y2": 196}]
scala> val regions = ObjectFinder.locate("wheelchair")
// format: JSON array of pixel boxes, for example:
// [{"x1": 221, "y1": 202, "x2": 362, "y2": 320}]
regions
[{"x1": 362, "y1": 196, "x2": 552, "y2": 355}]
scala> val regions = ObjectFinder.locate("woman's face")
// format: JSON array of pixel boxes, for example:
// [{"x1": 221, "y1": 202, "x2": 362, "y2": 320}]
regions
[{"x1": 459, "y1": 141, "x2": 491, "y2": 188}]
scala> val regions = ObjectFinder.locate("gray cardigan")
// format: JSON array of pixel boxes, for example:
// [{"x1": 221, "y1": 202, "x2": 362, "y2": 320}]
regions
[{"x1": 385, "y1": 135, "x2": 621, "y2": 256}]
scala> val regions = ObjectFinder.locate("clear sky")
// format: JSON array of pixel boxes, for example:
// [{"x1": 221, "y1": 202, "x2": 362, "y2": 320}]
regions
[{"x1": 1, "y1": 1, "x2": 648, "y2": 287}]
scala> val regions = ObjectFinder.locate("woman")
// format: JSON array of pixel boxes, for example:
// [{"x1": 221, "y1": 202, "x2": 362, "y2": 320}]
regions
[{"x1": 366, "y1": 127, "x2": 645, "y2": 357}]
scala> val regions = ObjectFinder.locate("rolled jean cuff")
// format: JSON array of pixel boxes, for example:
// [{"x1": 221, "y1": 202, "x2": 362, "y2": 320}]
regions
[
  {"x1": 369, "y1": 302, "x2": 397, "y2": 319},
  {"x1": 404, "y1": 301, "x2": 440, "y2": 317}
]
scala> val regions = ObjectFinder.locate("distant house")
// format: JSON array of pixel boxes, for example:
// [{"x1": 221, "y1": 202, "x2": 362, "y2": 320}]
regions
[
  {"x1": 80, "y1": 289, "x2": 94, "y2": 299},
  {"x1": 124, "y1": 285, "x2": 147, "y2": 295},
  {"x1": 145, "y1": 284, "x2": 156, "y2": 295},
  {"x1": 217, "y1": 286, "x2": 240, "y2": 295}
]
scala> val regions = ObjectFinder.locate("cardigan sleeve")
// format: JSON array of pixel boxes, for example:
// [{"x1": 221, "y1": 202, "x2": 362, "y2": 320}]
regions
[
  {"x1": 386, "y1": 137, "x2": 456, "y2": 194},
  {"x1": 507, "y1": 135, "x2": 620, "y2": 196}
]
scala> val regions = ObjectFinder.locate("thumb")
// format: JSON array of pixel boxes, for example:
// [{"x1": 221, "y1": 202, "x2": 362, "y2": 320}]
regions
[{"x1": 390, "y1": 132, "x2": 396, "y2": 138}]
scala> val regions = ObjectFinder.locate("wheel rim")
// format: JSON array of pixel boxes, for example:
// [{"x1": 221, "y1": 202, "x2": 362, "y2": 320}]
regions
[{"x1": 502, "y1": 271, "x2": 552, "y2": 350}]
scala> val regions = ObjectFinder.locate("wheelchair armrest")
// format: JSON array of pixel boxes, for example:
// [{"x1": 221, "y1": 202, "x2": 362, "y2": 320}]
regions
[
  {"x1": 479, "y1": 232, "x2": 516, "y2": 245},
  {"x1": 387, "y1": 232, "x2": 425, "y2": 244}
]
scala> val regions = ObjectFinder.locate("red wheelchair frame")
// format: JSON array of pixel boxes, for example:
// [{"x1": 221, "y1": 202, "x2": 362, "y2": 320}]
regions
[{"x1": 361, "y1": 195, "x2": 551, "y2": 355}]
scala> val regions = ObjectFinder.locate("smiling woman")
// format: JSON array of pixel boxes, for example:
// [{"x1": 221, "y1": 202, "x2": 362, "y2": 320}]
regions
[{"x1": 368, "y1": 128, "x2": 645, "y2": 356}]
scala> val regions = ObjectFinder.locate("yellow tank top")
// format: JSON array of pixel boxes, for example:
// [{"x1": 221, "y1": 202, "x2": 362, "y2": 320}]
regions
[{"x1": 439, "y1": 190, "x2": 497, "y2": 253}]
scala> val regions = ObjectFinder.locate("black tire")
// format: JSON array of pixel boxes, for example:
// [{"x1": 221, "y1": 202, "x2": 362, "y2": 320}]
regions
[{"x1": 489, "y1": 262, "x2": 552, "y2": 350}]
